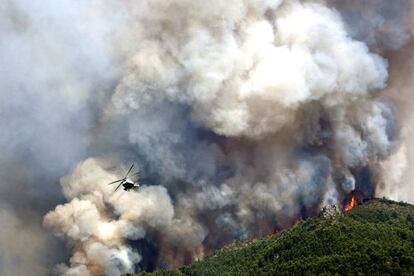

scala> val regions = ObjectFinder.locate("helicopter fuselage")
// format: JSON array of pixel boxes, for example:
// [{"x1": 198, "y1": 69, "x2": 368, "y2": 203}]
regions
[{"x1": 122, "y1": 180, "x2": 139, "y2": 191}]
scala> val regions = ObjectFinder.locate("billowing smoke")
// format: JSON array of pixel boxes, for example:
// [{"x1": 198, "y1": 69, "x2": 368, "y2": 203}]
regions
[{"x1": 1, "y1": 0, "x2": 414, "y2": 275}]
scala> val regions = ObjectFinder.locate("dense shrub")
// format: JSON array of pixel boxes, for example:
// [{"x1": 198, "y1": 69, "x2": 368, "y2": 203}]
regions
[{"x1": 132, "y1": 199, "x2": 414, "y2": 276}]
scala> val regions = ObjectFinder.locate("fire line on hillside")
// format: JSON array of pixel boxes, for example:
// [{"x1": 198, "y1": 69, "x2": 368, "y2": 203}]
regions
[{"x1": 344, "y1": 196, "x2": 358, "y2": 212}]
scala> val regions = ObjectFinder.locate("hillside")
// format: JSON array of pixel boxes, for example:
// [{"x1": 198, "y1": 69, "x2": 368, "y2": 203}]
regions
[{"x1": 128, "y1": 199, "x2": 414, "y2": 275}]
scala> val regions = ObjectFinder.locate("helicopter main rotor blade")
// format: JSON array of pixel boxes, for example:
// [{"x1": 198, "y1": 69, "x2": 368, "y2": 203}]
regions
[
  {"x1": 124, "y1": 163, "x2": 134, "y2": 179},
  {"x1": 129, "y1": 172, "x2": 140, "y2": 178},
  {"x1": 115, "y1": 182, "x2": 123, "y2": 191},
  {"x1": 108, "y1": 179, "x2": 123, "y2": 185}
]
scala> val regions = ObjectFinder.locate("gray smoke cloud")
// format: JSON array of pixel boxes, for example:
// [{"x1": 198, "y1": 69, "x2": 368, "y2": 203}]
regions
[
  {"x1": 375, "y1": 26, "x2": 414, "y2": 200},
  {"x1": 1, "y1": 0, "x2": 413, "y2": 275},
  {"x1": 328, "y1": 0, "x2": 412, "y2": 52},
  {"x1": 325, "y1": 0, "x2": 414, "y2": 202},
  {"x1": 0, "y1": 0, "x2": 129, "y2": 274}
]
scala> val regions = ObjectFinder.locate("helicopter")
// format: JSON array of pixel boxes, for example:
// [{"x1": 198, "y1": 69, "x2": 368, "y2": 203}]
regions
[{"x1": 108, "y1": 163, "x2": 140, "y2": 192}]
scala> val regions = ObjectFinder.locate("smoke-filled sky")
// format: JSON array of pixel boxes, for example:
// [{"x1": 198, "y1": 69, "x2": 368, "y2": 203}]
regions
[{"x1": 1, "y1": 0, "x2": 414, "y2": 275}]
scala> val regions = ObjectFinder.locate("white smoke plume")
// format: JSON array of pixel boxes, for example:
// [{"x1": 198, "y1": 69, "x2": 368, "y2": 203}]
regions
[
  {"x1": 1, "y1": 0, "x2": 413, "y2": 275},
  {"x1": 112, "y1": 0, "x2": 387, "y2": 138},
  {"x1": 44, "y1": 158, "x2": 206, "y2": 274},
  {"x1": 44, "y1": 158, "x2": 169, "y2": 275}
]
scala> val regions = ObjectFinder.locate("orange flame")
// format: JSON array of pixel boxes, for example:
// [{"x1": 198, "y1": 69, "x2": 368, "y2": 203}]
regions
[{"x1": 344, "y1": 196, "x2": 357, "y2": 212}]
